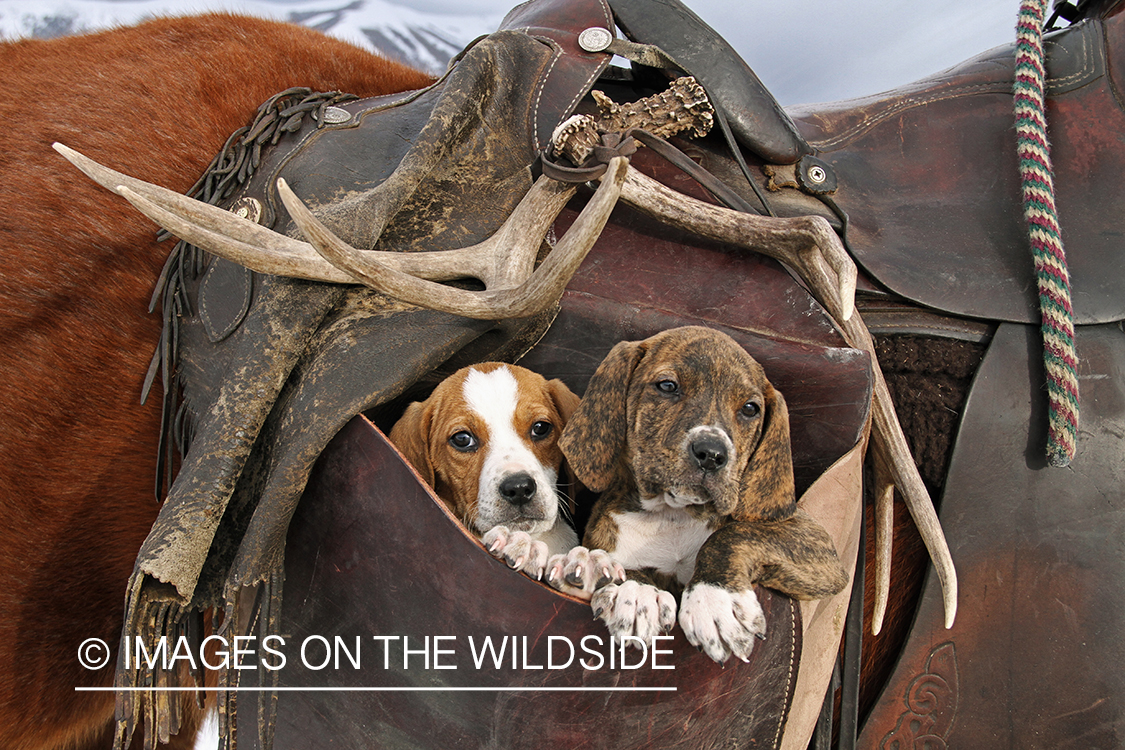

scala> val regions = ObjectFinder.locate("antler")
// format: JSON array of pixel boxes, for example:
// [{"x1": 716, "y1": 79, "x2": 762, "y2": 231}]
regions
[
  {"x1": 614, "y1": 167, "x2": 856, "y2": 323},
  {"x1": 54, "y1": 142, "x2": 626, "y2": 320},
  {"x1": 608, "y1": 166, "x2": 957, "y2": 633},
  {"x1": 276, "y1": 160, "x2": 626, "y2": 319}
]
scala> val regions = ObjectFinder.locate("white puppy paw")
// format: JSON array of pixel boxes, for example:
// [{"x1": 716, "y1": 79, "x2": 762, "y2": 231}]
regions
[
  {"x1": 591, "y1": 580, "x2": 677, "y2": 643},
  {"x1": 544, "y1": 546, "x2": 626, "y2": 601},
  {"x1": 482, "y1": 525, "x2": 549, "y2": 580},
  {"x1": 678, "y1": 582, "x2": 767, "y2": 663}
]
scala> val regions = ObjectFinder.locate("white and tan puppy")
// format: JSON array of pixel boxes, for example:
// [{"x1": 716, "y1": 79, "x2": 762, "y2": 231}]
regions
[{"x1": 389, "y1": 362, "x2": 587, "y2": 580}]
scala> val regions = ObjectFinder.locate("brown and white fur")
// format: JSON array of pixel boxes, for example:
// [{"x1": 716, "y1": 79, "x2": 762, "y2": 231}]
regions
[
  {"x1": 557, "y1": 326, "x2": 848, "y2": 663},
  {"x1": 389, "y1": 362, "x2": 593, "y2": 581}
]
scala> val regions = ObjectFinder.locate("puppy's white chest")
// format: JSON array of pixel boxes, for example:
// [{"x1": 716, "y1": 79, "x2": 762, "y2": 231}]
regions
[{"x1": 609, "y1": 504, "x2": 714, "y2": 585}]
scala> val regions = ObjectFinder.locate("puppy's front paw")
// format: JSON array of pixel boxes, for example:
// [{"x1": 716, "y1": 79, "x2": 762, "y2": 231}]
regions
[
  {"x1": 678, "y1": 582, "x2": 767, "y2": 664},
  {"x1": 591, "y1": 580, "x2": 677, "y2": 643},
  {"x1": 545, "y1": 546, "x2": 626, "y2": 601},
  {"x1": 482, "y1": 526, "x2": 549, "y2": 580}
]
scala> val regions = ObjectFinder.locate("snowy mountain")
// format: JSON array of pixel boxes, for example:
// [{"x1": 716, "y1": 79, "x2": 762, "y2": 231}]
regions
[{"x1": 0, "y1": 0, "x2": 503, "y2": 73}]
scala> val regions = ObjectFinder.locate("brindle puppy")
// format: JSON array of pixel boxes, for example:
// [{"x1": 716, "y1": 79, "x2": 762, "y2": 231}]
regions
[{"x1": 556, "y1": 326, "x2": 848, "y2": 663}]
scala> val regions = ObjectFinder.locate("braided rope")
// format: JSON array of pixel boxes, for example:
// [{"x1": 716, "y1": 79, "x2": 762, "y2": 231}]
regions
[{"x1": 1015, "y1": 0, "x2": 1079, "y2": 466}]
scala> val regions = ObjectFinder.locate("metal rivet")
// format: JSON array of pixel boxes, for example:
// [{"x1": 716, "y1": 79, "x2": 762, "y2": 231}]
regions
[
  {"x1": 578, "y1": 27, "x2": 613, "y2": 53},
  {"x1": 321, "y1": 106, "x2": 352, "y2": 124},
  {"x1": 807, "y1": 165, "x2": 827, "y2": 184},
  {"x1": 229, "y1": 197, "x2": 262, "y2": 224}
]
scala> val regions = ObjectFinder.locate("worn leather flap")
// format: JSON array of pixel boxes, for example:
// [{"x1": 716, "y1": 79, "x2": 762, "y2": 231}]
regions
[
  {"x1": 859, "y1": 322, "x2": 1125, "y2": 748},
  {"x1": 785, "y1": 14, "x2": 1125, "y2": 325}
]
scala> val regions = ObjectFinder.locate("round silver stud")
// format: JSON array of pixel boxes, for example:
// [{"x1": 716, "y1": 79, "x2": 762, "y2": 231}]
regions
[
  {"x1": 807, "y1": 165, "x2": 827, "y2": 184},
  {"x1": 578, "y1": 27, "x2": 613, "y2": 53}
]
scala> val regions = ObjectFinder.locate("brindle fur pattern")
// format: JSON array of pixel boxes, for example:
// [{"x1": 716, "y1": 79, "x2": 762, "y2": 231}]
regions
[{"x1": 559, "y1": 326, "x2": 847, "y2": 662}]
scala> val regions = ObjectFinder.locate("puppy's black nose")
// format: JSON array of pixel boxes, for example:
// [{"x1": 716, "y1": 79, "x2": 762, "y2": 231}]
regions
[
  {"x1": 499, "y1": 472, "x2": 537, "y2": 506},
  {"x1": 691, "y1": 437, "x2": 728, "y2": 473}
]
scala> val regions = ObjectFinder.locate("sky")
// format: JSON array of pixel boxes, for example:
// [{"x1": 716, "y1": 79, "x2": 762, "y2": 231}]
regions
[
  {"x1": 0, "y1": 0, "x2": 1025, "y2": 105},
  {"x1": 382, "y1": 0, "x2": 1023, "y2": 104}
]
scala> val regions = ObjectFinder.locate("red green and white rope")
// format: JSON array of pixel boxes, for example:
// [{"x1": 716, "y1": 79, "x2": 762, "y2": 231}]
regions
[{"x1": 1015, "y1": 0, "x2": 1079, "y2": 467}]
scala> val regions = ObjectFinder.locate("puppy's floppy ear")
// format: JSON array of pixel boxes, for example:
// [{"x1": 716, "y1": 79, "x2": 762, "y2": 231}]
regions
[
  {"x1": 546, "y1": 378, "x2": 584, "y2": 513},
  {"x1": 735, "y1": 383, "x2": 797, "y2": 522},
  {"x1": 388, "y1": 400, "x2": 435, "y2": 486},
  {"x1": 546, "y1": 378, "x2": 581, "y2": 426},
  {"x1": 558, "y1": 340, "x2": 644, "y2": 492}
]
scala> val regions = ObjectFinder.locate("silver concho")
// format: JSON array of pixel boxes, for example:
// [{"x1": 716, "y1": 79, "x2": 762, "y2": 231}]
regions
[
  {"x1": 320, "y1": 106, "x2": 352, "y2": 125},
  {"x1": 578, "y1": 27, "x2": 613, "y2": 53}
]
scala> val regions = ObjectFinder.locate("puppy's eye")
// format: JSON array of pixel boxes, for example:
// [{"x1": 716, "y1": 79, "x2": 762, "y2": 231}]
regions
[
  {"x1": 655, "y1": 379, "x2": 680, "y2": 395},
  {"x1": 741, "y1": 401, "x2": 761, "y2": 418},
  {"x1": 448, "y1": 430, "x2": 479, "y2": 452},
  {"x1": 530, "y1": 421, "x2": 553, "y2": 440}
]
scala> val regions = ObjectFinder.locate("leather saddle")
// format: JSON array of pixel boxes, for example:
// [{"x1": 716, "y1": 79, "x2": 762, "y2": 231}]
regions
[{"x1": 110, "y1": 0, "x2": 873, "y2": 748}]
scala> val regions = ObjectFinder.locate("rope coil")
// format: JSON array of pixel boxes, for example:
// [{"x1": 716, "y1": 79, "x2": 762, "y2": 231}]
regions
[{"x1": 1014, "y1": 0, "x2": 1079, "y2": 466}]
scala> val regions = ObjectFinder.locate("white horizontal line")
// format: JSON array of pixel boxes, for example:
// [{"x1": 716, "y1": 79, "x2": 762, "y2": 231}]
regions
[{"x1": 76, "y1": 686, "x2": 676, "y2": 693}]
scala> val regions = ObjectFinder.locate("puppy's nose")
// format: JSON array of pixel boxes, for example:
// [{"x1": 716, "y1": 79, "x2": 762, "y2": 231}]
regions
[
  {"x1": 499, "y1": 472, "x2": 537, "y2": 506},
  {"x1": 691, "y1": 436, "x2": 728, "y2": 473}
]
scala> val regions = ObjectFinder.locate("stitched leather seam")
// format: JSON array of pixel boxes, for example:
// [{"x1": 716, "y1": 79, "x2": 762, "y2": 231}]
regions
[
  {"x1": 811, "y1": 83, "x2": 1012, "y2": 150},
  {"x1": 773, "y1": 596, "x2": 798, "y2": 750},
  {"x1": 1043, "y1": 31, "x2": 1092, "y2": 87},
  {"x1": 199, "y1": 262, "x2": 252, "y2": 343},
  {"x1": 527, "y1": 36, "x2": 563, "y2": 154},
  {"x1": 199, "y1": 264, "x2": 218, "y2": 337},
  {"x1": 557, "y1": 0, "x2": 616, "y2": 144},
  {"x1": 814, "y1": 26, "x2": 1101, "y2": 151},
  {"x1": 525, "y1": 0, "x2": 613, "y2": 153}
]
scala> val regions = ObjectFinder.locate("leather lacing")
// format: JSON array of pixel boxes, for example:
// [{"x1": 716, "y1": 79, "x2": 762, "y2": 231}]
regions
[{"x1": 143, "y1": 88, "x2": 359, "y2": 499}]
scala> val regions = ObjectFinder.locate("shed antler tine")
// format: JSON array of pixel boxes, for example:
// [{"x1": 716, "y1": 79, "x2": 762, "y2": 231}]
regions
[
  {"x1": 801, "y1": 216, "x2": 857, "y2": 322},
  {"x1": 871, "y1": 449, "x2": 895, "y2": 636},
  {"x1": 114, "y1": 186, "x2": 354, "y2": 283},
  {"x1": 614, "y1": 166, "x2": 857, "y2": 324},
  {"x1": 840, "y1": 314, "x2": 959, "y2": 630},
  {"x1": 55, "y1": 141, "x2": 621, "y2": 313},
  {"x1": 500, "y1": 156, "x2": 629, "y2": 313},
  {"x1": 280, "y1": 156, "x2": 627, "y2": 320},
  {"x1": 55, "y1": 142, "x2": 356, "y2": 282},
  {"x1": 277, "y1": 178, "x2": 500, "y2": 318}
]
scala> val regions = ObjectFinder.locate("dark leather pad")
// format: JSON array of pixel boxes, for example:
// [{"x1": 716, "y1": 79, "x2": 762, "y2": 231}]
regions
[{"x1": 859, "y1": 322, "x2": 1125, "y2": 748}]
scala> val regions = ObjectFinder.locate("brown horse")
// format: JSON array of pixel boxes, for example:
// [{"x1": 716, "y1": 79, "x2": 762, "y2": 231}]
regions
[{"x1": 0, "y1": 15, "x2": 432, "y2": 750}]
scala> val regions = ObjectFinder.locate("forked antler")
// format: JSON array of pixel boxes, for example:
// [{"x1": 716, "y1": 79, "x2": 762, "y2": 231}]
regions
[
  {"x1": 609, "y1": 168, "x2": 956, "y2": 632},
  {"x1": 53, "y1": 142, "x2": 627, "y2": 320}
]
